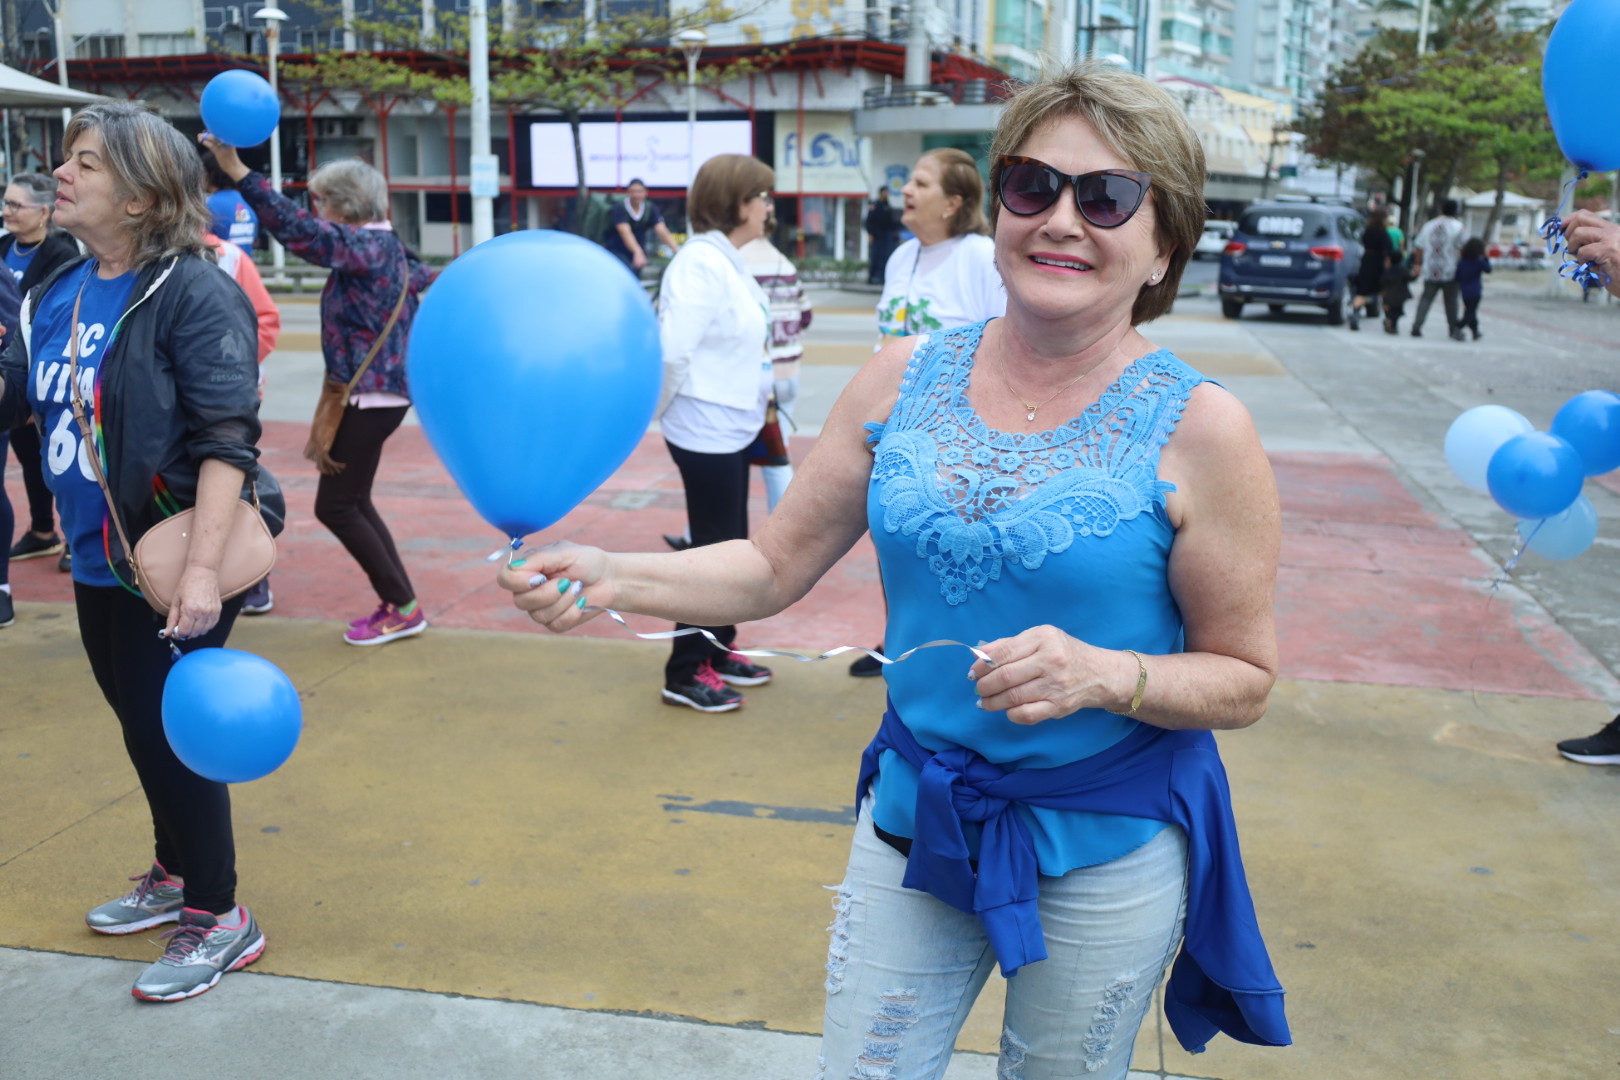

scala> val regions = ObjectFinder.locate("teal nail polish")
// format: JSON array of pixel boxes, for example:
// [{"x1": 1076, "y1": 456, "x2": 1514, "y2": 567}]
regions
[
  {"x1": 576, "y1": 596, "x2": 586, "y2": 610},
  {"x1": 510, "y1": 557, "x2": 527, "y2": 567},
  {"x1": 557, "y1": 578, "x2": 571, "y2": 594}
]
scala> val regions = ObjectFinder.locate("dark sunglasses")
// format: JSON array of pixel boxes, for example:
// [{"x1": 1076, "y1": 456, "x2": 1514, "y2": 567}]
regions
[{"x1": 995, "y1": 156, "x2": 1152, "y2": 228}]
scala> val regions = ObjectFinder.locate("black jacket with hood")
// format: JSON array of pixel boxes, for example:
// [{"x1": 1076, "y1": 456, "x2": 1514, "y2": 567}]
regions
[{"x1": 0, "y1": 252, "x2": 285, "y2": 584}]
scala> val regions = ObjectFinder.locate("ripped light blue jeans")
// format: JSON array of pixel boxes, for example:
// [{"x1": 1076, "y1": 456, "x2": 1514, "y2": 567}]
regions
[{"x1": 817, "y1": 803, "x2": 1188, "y2": 1080}]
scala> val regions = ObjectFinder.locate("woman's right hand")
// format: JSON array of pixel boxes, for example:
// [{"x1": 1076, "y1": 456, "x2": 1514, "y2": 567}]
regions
[
  {"x1": 197, "y1": 133, "x2": 251, "y2": 184},
  {"x1": 496, "y1": 541, "x2": 614, "y2": 632}
]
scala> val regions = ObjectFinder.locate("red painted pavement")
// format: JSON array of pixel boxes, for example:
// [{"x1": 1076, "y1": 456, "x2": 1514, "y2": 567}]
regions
[{"x1": 2, "y1": 426, "x2": 1602, "y2": 700}]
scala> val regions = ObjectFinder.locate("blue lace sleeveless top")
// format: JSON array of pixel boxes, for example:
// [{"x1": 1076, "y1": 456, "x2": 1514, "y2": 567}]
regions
[{"x1": 864, "y1": 320, "x2": 1207, "y2": 874}]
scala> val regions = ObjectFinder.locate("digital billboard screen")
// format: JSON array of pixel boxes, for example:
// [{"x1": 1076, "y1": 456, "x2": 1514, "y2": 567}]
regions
[{"x1": 521, "y1": 118, "x2": 754, "y2": 190}]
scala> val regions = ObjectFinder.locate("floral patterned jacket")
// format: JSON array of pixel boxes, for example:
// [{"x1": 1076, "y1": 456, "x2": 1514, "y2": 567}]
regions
[{"x1": 236, "y1": 171, "x2": 436, "y2": 397}]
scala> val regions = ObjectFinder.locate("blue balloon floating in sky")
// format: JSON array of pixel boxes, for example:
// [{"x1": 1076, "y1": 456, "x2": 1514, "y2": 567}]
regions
[
  {"x1": 163, "y1": 648, "x2": 302, "y2": 783},
  {"x1": 1544, "y1": 0, "x2": 1620, "y2": 172},
  {"x1": 1486, "y1": 431, "x2": 1585, "y2": 521},
  {"x1": 1550, "y1": 389, "x2": 1620, "y2": 476},
  {"x1": 200, "y1": 70, "x2": 280, "y2": 148},
  {"x1": 408, "y1": 230, "x2": 662, "y2": 539},
  {"x1": 1518, "y1": 494, "x2": 1600, "y2": 561},
  {"x1": 1445, "y1": 404, "x2": 1534, "y2": 493}
]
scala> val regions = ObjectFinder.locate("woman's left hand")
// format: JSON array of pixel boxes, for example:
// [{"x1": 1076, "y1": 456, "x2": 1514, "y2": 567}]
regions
[
  {"x1": 197, "y1": 133, "x2": 251, "y2": 185},
  {"x1": 166, "y1": 566, "x2": 223, "y2": 641},
  {"x1": 968, "y1": 625, "x2": 1135, "y2": 725}
]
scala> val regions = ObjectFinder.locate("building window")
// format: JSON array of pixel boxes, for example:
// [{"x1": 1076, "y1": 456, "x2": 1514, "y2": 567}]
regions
[
  {"x1": 79, "y1": 35, "x2": 125, "y2": 59},
  {"x1": 139, "y1": 32, "x2": 195, "y2": 56}
]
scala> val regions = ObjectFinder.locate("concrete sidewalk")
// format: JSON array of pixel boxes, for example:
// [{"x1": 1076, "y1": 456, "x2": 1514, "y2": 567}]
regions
[{"x1": 3, "y1": 288, "x2": 1618, "y2": 1079}]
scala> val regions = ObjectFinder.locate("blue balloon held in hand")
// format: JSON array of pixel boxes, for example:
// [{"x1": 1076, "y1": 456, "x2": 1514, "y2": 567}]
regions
[
  {"x1": 1517, "y1": 495, "x2": 1600, "y2": 561},
  {"x1": 1487, "y1": 432, "x2": 1585, "y2": 520},
  {"x1": 1544, "y1": 0, "x2": 1620, "y2": 172},
  {"x1": 200, "y1": 70, "x2": 280, "y2": 148},
  {"x1": 1550, "y1": 389, "x2": 1620, "y2": 476},
  {"x1": 408, "y1": 231, "x2": 662, "y2": 539},
  {"x1": 1444, "y1": 405, "x2": 1534, "y2": 493},
  {"x1": 162, "y1": 648, "x2": 302, "y2": 783}
]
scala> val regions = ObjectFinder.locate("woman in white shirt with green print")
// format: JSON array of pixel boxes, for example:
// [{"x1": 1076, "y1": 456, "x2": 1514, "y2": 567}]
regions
[{"x1": 876, "y1": 148, "x2": 1006, "y2": 341}]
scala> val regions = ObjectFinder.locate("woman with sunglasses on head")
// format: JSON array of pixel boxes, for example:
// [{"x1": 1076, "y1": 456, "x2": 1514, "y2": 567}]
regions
[
  {"x1": 498, "y1": 65, "x2": 1288, "y2": 1077},
  {"x1": 3, "y1": 172, "x2": 83, "y2": 577}
]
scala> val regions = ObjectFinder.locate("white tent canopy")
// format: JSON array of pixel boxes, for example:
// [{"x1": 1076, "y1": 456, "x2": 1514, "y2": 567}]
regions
[{"x1": 0, "y1": 62, "x2": 102, "y2": 107}]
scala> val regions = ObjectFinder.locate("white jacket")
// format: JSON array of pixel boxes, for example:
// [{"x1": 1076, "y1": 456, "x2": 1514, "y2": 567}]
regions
[{"x1": 656, "y1": 231, "x2": 770, "y2": 417}]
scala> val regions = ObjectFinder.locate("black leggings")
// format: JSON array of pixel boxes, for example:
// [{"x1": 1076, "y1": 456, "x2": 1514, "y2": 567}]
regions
[
  {"x1": 314, "y1": 404, "x2": 415, "y2": 608},
  {"x1": 10, "y1": 420, "x2": 55, "y2": 536},
  {"x1": 75, "y1": 582, "x2": 245, "y2": 915},
  {"x1": 664, "y1": 439, "x2": 751, "y2": 684}
]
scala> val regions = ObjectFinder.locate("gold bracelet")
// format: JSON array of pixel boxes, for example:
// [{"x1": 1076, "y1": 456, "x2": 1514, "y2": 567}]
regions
[{"x1": 1109, "y1": 649, "x2": 1147, "y2": 716}]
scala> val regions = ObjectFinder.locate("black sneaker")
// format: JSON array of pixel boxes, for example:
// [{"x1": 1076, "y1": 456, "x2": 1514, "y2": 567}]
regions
[
  {"x1": 1556, "y1": 715, "x2": 1620, "y2": 765},
  {"x1": 58, "y1": 551, "x2": 71, "y2": 573},
  {"x1": 849, "y1": 645, "x2": 885, "y2": 678},
  {"x1": 663, "y1": 533, "x2": 692, "y2": 552},
  {"x1": 662, "y1": 661, "x2": 744, "y2": 712},
  {"x1": 1410, "y1": 328, "x2": 1422, "y2": 338},
  {"x1": 9, "y1": 532, "x2": 62, "y2": 561},
  {"x1": 713, "y1": 650, "x2": 772, "y2": 686},
  {"x1": 0, "y1": 590, "x2": 12, "y2": 629},
  {"x1": 239, "y1": 578, "x2": 274, "y2": 615}
]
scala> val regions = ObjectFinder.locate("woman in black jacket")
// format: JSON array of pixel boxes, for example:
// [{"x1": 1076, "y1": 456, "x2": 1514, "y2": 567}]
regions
[
  {"x1": 0, "y1": 101, "x2": 283, "y2": 1003},
  {"x1": 2, "y1": 172, "x2": 81, "y2": 573},
  {"x1": 1348, "y1": 207, "x2": 1395, "y2": 331}
]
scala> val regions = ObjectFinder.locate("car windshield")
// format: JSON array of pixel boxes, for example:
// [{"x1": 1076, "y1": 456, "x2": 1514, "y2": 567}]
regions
[{"x1": 1238, "y1": 209, "x2": 1330, "y2": 239}]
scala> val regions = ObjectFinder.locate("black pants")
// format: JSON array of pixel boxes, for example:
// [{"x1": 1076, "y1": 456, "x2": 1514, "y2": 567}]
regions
[
  {"x1": 665, "y1": 439, "x2": 750, "y2": 684},
  {"x1": 75, "y1": 582, "x2": 245, "y2": 915},
  {"x1": 1461, "y1": 295, "x2": 1481, "y2": 334},
  {"x1": 10, "y1": 419, "x2": 55, "y2": 535},
  {"x1": 314, "y1": 405, "x2": 415, "y2": 608},
  {"x1": 1411, "y1": 279, "x2": 1460, "y2": 334}
]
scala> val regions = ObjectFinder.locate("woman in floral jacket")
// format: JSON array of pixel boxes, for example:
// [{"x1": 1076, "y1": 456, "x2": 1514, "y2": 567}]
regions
[{"x1": 202, "y1": 137, "x2": 436, "y2": 645}]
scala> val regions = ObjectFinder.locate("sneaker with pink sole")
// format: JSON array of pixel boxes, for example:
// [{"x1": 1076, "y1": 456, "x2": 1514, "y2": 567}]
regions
[{"x1": 344, "y1": 602, "x2": 427, "y2": 646}]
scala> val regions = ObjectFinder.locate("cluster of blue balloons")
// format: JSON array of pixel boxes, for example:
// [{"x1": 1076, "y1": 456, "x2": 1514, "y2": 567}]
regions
[
  {"x1": 1445, "y1": 392, "x2": 1620, "y2": 560},
  {"x1": 163, "y1": 648, "x2": 302, "y2": 783}
]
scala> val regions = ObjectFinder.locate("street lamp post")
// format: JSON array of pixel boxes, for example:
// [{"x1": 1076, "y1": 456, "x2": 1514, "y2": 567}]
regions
[
  {"x1": 675, "y1": 29, "x2": 706, "y2": 188},
  {"x1": 253, "y1": 4, "x2": 290, "y2": 282},
  {"x1": 1406, "y1": 148, "x2": 1426, "y2": 236}
]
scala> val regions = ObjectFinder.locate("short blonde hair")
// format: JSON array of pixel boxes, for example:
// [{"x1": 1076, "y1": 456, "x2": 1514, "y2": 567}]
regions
[
  {"x1": 921, "y1": 148, "x2": 990, "y2": 238},
  {"x1": 989, "y1": 63, "x2": 1206, "y2": 325},
  {"x1": 309, "y1": 158, "x2": 390, "y2": 225},
  {"x1": 63, "y1": 101, "x2": 209, "y2": 267},
  {"x1": 687, "y1": 154, "x2": 774, "y2": 235}
]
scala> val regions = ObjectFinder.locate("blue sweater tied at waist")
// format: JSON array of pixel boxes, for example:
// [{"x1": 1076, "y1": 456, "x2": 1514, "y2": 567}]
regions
[{"x1": 856, "y1": 702, "x2": 1290, "y2": 1054}]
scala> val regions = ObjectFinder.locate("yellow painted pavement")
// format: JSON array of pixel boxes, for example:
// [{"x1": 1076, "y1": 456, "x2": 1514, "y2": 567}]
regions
[{"x1": 2, "y1": 605, "x2": 1617, "y2": 1077}]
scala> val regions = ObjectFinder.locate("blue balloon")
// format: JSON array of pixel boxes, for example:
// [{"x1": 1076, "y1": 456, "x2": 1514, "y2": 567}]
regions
[
  {"x1": 162, "y1": 648, "x2": 302, "y2": 783},
  {"x1": 407, "y1": 231, "x2": 661, "y2": 538},
  {"x1": 1444, "y1": 405, "x2": 1534, "y2": 493},
  {"x1": 1550, "y1": 390, "x2": 1620, "y2": 476},
  {"x1": 1544, "y1": 0, "x2": 1620, "y2": 171},
  {"x1": 1487, "y1": 432, "x2": 1585, "y2": 520},
  {"x1": 200, "y1": 70, "x2": 280, "y2": 149},
  {"x1": 1517, "y1": 494, "x2": 1600, "y2": 560}
]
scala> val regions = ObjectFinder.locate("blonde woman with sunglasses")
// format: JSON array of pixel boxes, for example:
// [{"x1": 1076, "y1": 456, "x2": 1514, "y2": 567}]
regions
[{"x1": 499, "y1": 64, "x2": 1288, "y2": 1077}]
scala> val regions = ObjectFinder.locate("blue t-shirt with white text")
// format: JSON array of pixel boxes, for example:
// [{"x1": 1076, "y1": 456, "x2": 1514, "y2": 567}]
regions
[
  {"x1": 208, "y1": 190, "x2": 258, "y2": 251},
  {"x1": 25, "y1": 262, "x2": 137, "y2": 586},
  {"x1": 5, "y1": 240, "x2": 37, "y2": 284}
]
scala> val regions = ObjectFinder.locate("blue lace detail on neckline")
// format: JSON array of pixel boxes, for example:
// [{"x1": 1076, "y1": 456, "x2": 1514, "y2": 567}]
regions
[{"x1": 867, "y1": 321, "x2": 1201, "y2": 606}]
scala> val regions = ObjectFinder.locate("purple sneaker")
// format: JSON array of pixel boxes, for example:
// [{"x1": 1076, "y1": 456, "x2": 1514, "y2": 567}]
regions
[
  {"x1": 348, "y1": 601, "x2": 389, "y2": 630},
  {"x1": 344, "y1": 602, "x2": 427, "y2": 646}
]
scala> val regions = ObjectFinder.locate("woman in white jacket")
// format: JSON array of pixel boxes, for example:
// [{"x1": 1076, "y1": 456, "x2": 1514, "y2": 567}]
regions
[{"x1": 655, "y1": 154, "x2": 778, "y2": 712}]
